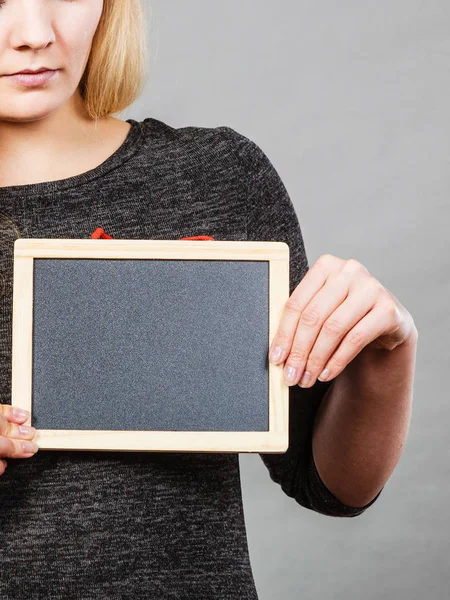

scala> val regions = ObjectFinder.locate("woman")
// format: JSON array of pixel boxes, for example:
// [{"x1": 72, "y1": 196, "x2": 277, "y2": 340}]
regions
[{"x1": 0, "y1": 1, "x2": 418, "y2": 598}]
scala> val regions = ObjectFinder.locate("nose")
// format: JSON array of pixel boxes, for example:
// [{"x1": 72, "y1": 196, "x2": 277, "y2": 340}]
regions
[{"x1": 9, "y1": 5, "x2": 56, "y2": 51}]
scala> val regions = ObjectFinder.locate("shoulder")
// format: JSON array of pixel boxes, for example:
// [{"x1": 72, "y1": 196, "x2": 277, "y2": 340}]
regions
[{"x1": 137, "y1": 117, "x2": 269, "y2": 175}]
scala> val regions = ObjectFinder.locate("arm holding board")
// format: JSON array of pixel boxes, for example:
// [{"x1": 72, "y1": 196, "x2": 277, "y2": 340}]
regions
[{"x1": 228, "y1": 127, "x2": 382, "y2": 517}]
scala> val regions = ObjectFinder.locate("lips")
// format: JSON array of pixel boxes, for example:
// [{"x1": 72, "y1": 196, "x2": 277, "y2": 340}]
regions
[
  {"x1": 4, "y1": 69, "x2": 59, "y2": 86},
  {"x1": 6, "y1": 67, "x2": 54, "y2": 76}
]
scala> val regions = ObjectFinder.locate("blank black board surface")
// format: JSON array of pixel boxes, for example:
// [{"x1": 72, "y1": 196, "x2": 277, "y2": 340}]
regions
[{"x1": 31, "y1": 257, "x2": 269, "y2": 432}]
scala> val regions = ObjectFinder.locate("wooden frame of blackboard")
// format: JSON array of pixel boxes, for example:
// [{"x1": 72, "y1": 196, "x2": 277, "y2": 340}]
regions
[{"x1": 11, "y1": 238, "x2": 290, "y2": 454}]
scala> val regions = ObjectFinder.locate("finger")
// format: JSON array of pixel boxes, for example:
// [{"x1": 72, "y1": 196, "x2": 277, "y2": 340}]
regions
[
  {"x1": 319, "y1": 301, "x2": 394, "y2": 382},
  {"x1": 297, "y1": 282, "x2": 379, "y2": 387},
  {"x1": 0, "y1": 404, "x2": 31, "y2": 424},
  {"x1": 281, "y1": 273, "x2": 351, "y2": 386},
  {"x1": 0, "y1": 407, "x2": 36, "y2": 439},
  {"x1": 0, "y1": 415, "x2": 36, "y2": 441},
  {"x1": 0, "y1": 434, "x2": 39, "y2": 458},
  {"x1": 0, "y1": 458, "x2": 7, "y2": 475},
  {"x1": 269, "y1": 263, "x2": 330, "y2": 365}
]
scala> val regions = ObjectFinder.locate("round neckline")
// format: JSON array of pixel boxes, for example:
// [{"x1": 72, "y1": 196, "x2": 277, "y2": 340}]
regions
[{"x1": 0, "y1": 118, "x2": 145, "y2": 199}]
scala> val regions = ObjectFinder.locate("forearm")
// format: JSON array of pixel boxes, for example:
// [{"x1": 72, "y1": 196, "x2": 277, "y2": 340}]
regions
[{"x1": 311, "y1": 328, "x2": 418, "y2": 508}]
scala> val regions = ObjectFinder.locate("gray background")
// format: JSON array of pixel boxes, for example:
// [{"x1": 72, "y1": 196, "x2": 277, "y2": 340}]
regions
[{"x1": 122, "y1": 1, "x2": 448, "y2": 598}]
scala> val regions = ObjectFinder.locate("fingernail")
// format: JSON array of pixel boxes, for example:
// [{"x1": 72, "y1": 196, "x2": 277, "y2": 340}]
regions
[
  {"x1": 19, "y1": 425, "x2": 35, "y2": 435},
  {"x1": 299, "y1": 371, "x2": 311, "y2": 387},
  {"x1": 269, "y1": 345, "x2": 282, "y2": 363},
  {"x1": 23, "y1": 441, "x2": 38, "y2": 453},
  {"x1": 318, "y1": 368, "x2": 329, "y2": 382},
  {"x1": 12, "y1": 408, "x2": 29, "y2": 419},
  {"x1": 284, "y1": 366, "x2": 297, "y2": 384}
]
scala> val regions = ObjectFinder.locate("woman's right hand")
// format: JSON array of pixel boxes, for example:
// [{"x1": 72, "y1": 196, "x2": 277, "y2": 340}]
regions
[{"x1": 0, "y1": 405, "x2": 39, "y2": 476}]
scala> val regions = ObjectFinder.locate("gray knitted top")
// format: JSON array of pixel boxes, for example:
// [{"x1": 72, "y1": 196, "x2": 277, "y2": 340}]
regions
[{"x1": 0, "y1": 117, "x2": 382, "y2": 599}]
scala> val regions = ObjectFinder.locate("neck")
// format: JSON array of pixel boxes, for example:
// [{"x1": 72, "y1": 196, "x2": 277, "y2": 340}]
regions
[{"x1": 0, "y1": 91, "x2": 124, "y2": 188}]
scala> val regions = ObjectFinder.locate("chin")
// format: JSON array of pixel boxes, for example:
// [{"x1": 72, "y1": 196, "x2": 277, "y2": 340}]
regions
[{"x1": 0, "y1": 97, "x2": 67, "y2": 123}]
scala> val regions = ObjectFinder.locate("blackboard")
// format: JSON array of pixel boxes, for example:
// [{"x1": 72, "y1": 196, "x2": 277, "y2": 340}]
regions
[{"x1": 12, "y1": 238, "x2": 289, "y2": 453}]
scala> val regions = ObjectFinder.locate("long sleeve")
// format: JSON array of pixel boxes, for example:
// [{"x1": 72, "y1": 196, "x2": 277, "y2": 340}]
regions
[{"x1": 221, "y1": 126, "x2": 383, "y2": 517}]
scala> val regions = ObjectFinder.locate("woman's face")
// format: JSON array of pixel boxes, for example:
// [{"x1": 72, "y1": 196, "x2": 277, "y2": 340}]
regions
[{"x1": 0, "y1": 0, "x2": 104, "y2": 122}]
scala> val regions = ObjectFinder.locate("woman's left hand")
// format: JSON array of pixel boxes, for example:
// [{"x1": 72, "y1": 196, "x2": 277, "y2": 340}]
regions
[{"x1": 268, "y1": 254, "x2": 417, "y2": 388}]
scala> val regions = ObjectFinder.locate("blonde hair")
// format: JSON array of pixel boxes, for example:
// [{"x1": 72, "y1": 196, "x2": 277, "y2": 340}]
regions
[{"x1": 78, "y1": 0, "x2": 150, "y2": 120}]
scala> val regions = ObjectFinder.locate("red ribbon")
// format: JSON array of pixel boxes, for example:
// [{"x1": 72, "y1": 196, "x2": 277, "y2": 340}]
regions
[{"x1": 91, "y1": 227, "x2": 215, "y2": 241}]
